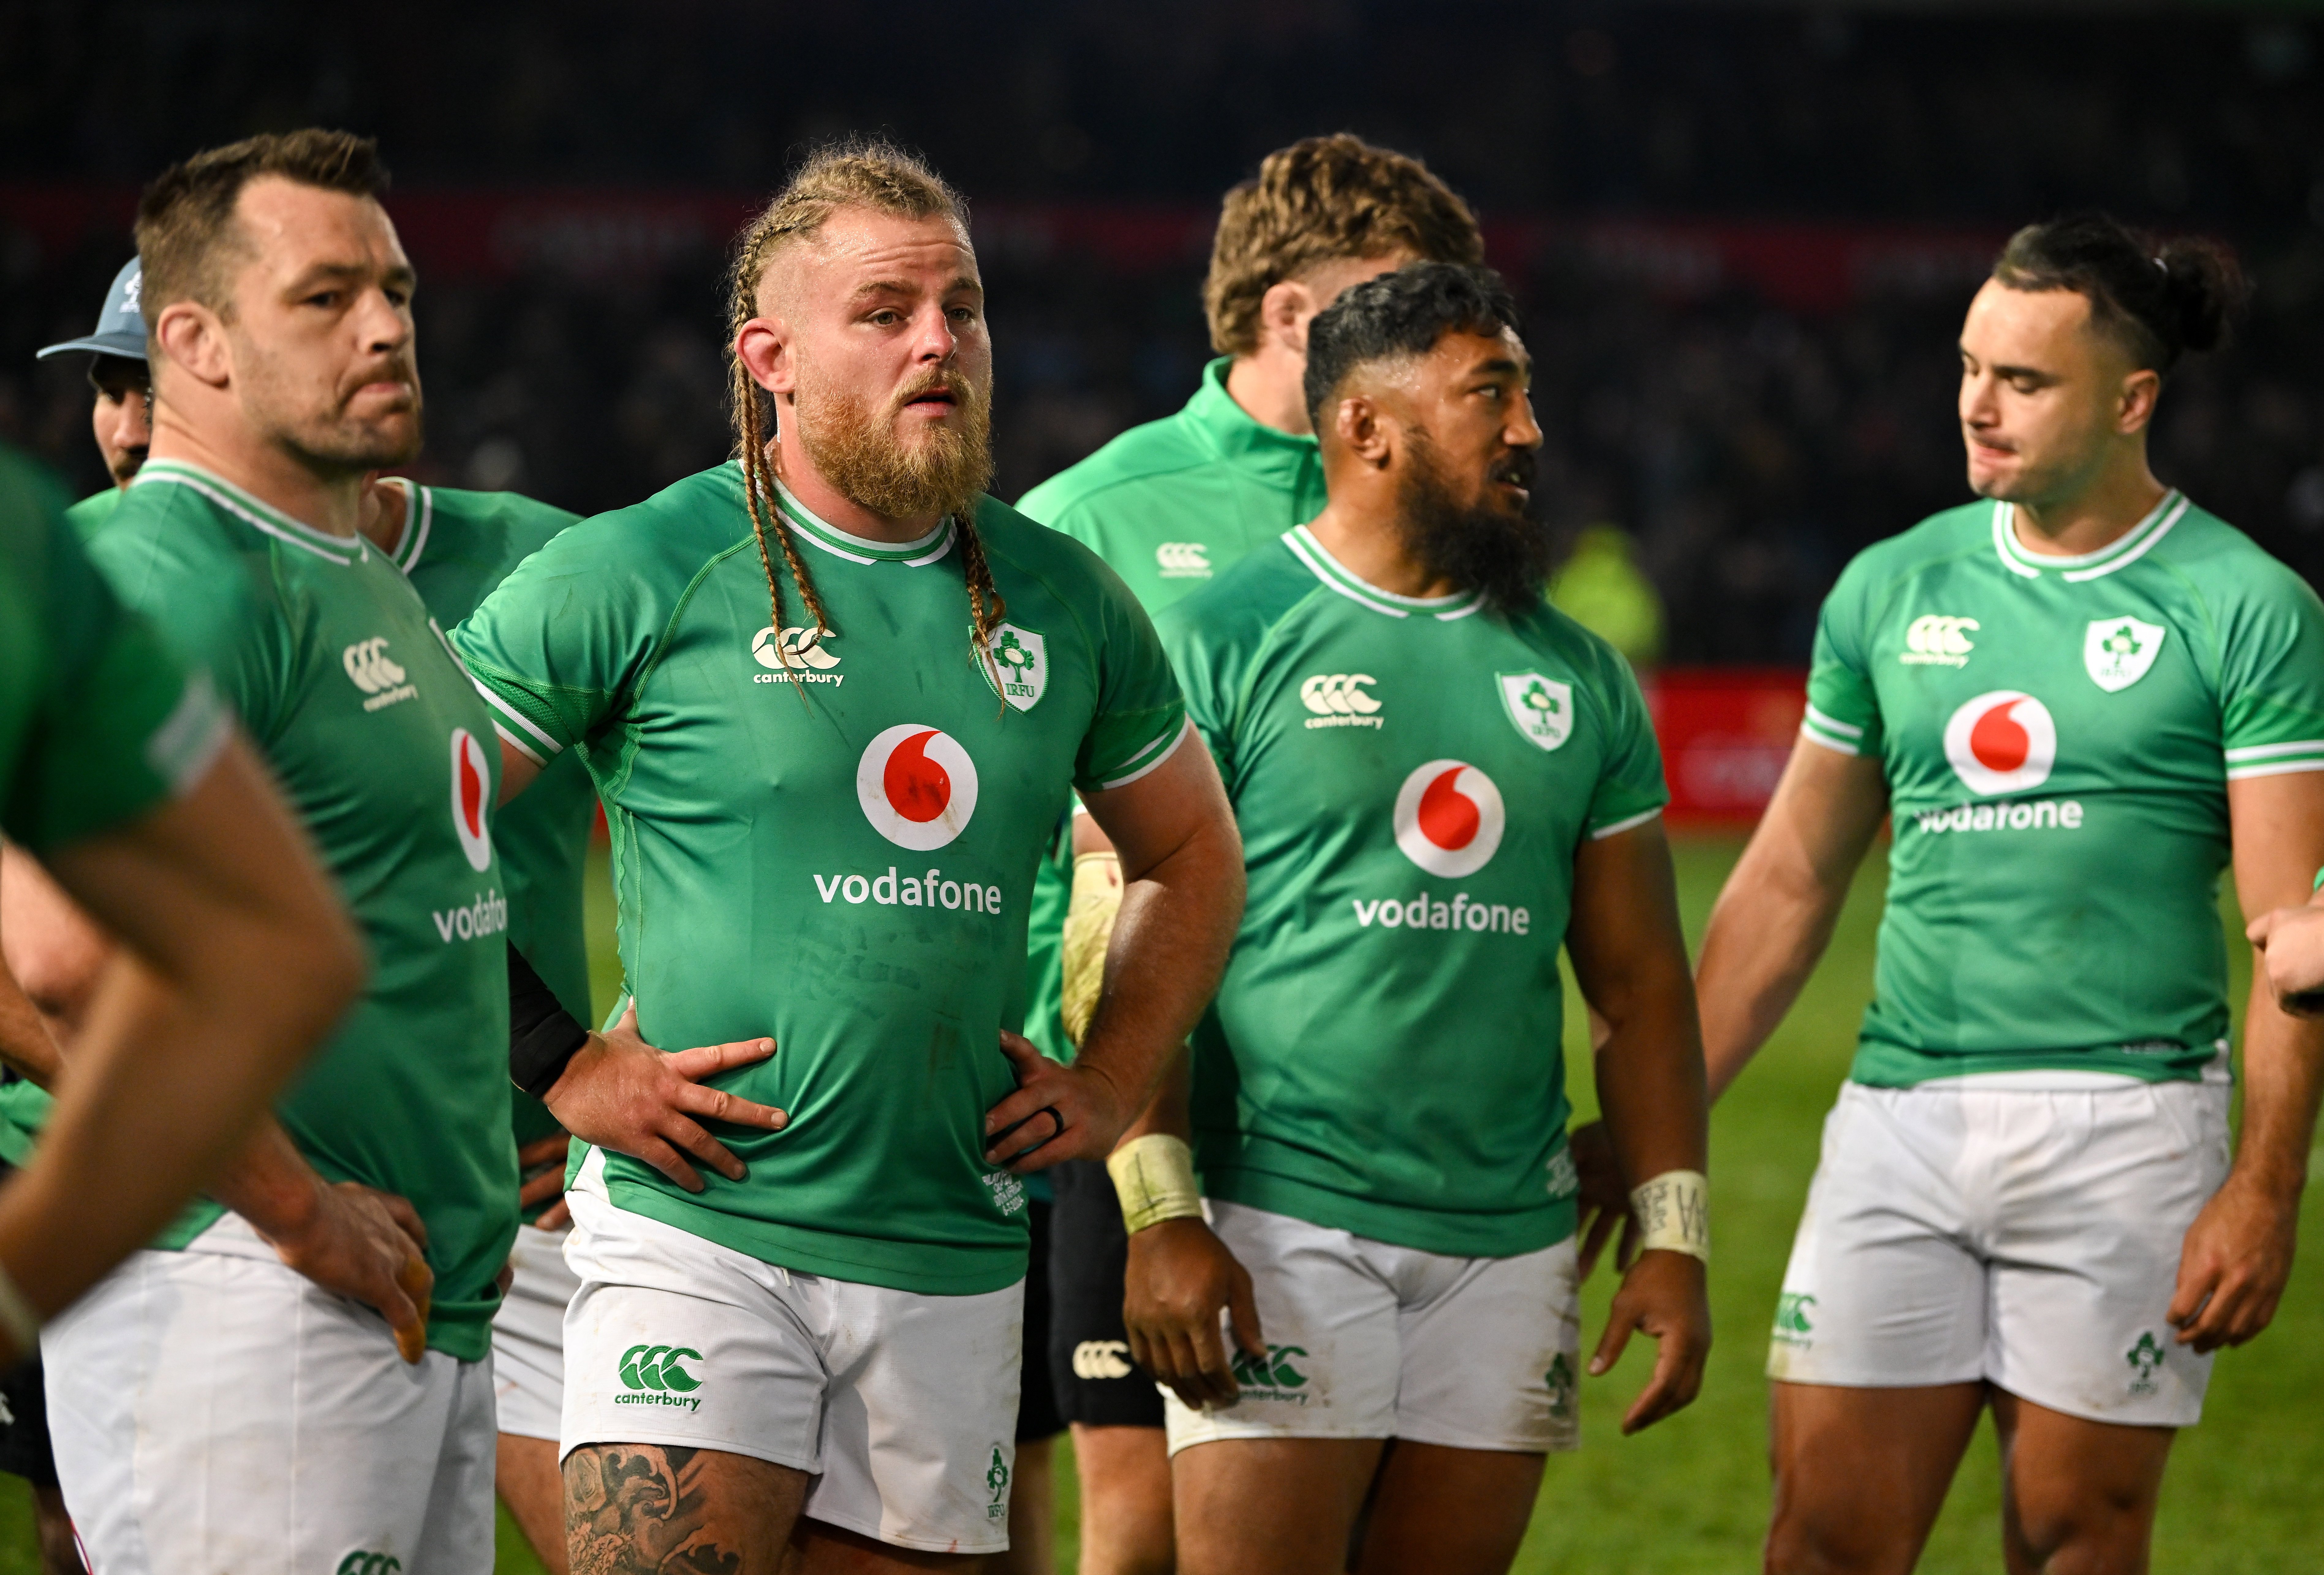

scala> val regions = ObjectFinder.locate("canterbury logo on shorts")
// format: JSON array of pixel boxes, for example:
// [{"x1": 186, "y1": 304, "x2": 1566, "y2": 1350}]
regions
[{"x1": 617, "y1": 1343, "x2": 705, "y2": 1410}]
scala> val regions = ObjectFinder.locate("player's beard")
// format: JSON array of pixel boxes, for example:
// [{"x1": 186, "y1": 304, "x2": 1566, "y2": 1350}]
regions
[
  {"x1": 1397, "y1": 433, "x2": 1550, "y2": 618},
  {"x1": 242, "y1": 345, "x2": 425, "y2": 474},
  {"x1": 794, "y1": 361, "x2": 993, "y2": 524}
]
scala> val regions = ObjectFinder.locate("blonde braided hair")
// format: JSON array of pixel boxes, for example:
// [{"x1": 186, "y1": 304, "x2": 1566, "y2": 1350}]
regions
[{"x1": 724, "y1": 139, "x2": 1005, "y2": 670}]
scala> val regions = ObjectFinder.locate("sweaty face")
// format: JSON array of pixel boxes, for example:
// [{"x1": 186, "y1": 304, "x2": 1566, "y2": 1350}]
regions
[
  {"x1": 1957, "y1": 278, "x2": 2144, "y2": 507},
  {"x1": 220, "y1": 178, "x2": 423, "y2": 473},
  {"x1": 89, "y1": 357, "x2": 151, "y2": 487},
  {"x1": 1387, "y1": 327, "x2": 1548, "y2": 616},
  {"x1": 772, "y1": 210, "x2": 993, "y2": 521}
]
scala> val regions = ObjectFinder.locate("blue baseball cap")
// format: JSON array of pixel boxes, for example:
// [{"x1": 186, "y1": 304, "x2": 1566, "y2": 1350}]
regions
[{"x1": 37, "y1": 259, "x2": 146, "y2": 362}]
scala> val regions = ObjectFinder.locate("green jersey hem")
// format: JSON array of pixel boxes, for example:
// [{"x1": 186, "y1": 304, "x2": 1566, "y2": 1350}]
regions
[
  {"x1": 608, "y1": 1176, "x2": 1028, "y2": 1296},
  {"x1": 1850, "y1": 1041, "x2": 2219, "y2": 1087},
  {"x1": 1202, "y1": 1167, "x2": 1578, "y2": 1260}
]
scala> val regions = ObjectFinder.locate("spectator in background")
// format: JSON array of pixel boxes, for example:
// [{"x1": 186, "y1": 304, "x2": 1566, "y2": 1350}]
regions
[{"x1": 1550, "y1": 524, "x2": 1665, "y2": 669}]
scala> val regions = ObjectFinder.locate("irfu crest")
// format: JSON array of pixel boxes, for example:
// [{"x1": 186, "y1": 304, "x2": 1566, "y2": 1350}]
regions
[
  {"x1": 2084, "y1": 617, "x2": 2165, "y2": 693},
  {"x1": 982, "y1": 623, "x2": 1048, "y2": 711},
  {"x1": 1497, "y1": 671, "x2": 1574, "y2": 751}
]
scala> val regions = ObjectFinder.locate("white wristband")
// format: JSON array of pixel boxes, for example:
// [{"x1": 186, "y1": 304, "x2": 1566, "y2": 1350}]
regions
[
  {"x1": 1630, "y1": 1169, "x2": 1709, "y2": 1261},
  {"x1": 0, "y1": 1259, "x2": 42, "y2": 1357},
  {"x1": 1106, "y1": 1134, "x2": 1204, "y2": 1235}
]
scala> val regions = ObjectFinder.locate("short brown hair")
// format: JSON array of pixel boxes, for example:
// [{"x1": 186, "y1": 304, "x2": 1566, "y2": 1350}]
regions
[
  {"x1": 1202, "y1": 134, "x2": 1483, "y2": 357},
  {"x1": 135, "y1": 128, "x2": 389, "y2": 325}
]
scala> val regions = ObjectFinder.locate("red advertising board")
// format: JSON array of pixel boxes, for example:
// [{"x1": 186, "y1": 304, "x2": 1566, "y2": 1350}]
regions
[{"x1": 1647, "y1": 668, "x2": 1807, "y2": 827}]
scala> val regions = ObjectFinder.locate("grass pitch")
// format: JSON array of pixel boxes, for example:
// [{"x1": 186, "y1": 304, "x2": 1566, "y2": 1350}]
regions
[{"x1": 2, "y1": 834, "x2": 2313, "y2": 1570}]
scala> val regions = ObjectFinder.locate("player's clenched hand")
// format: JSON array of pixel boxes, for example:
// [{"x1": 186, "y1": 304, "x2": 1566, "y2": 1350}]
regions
[
  {"x1": 262, "y1": 1181, "x2": 435, "y2": 1364},
  {"x1": 543, "y1": 1004, "x2": 785, "y2": 1194},
  {"x1": 1124, "y1": 1216, "x2": 1265, "y2": 1409},
  {"x1": 2170, "y1": 1171, "x2": 2299, "y2": 1353},
  {"x1": 1569, "y1": 1119, "x2": 1641, "y2": 1281},
  {"x1": 517, "y1": 1132, "x2": 575, "y2": 1232},
  {"x1": 2246, "y1": 904, "x2": 2324, "y2": 1016},
  {"x1": 982, "y1": 1030, "x2": 1133, "y2": 1172},
  {"x1": 1589, "y1": 1249, "x2": 1711, "y2": 1435}
]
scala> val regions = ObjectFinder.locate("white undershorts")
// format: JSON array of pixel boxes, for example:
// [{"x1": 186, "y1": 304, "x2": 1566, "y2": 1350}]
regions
[
  {"x1": 42, "y1": 1212, "x2": 497, "y2": 1574},
  {"x1": 1769, "y1": 1078, "x2": 2231, "y2": 1427},
  {"x1": 492, "y1": 1221, "x2": 579, "y2": 1442},
  {"x1": 1162, "y1": 1199, "x2": 1581, "y2": 1456},
  {"x1": 561, "y1": 1151, "x2": 1024, "y2": 1555}
]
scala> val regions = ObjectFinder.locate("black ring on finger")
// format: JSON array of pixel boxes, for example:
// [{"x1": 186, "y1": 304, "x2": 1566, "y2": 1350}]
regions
[{"x1": 1041, "y1": 1105, "x2": 1065, "y2": 1141}]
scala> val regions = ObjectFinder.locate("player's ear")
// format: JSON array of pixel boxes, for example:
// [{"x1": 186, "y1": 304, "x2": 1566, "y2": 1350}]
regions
[
  {"x1": 1259, "y1": 275, "x2": 1320, "y2": 357},
  {"x1": 151, "y1": 301, "x2": 231, "y2": 392},
  {"x1": 2116, "y1": 366, "x2": 2163, "y2": 436},
  {"x1": 1334, "y1": 392, "x2": 1393, "y2": 468},
  {"x1": 735, "y1": 316, "x2": 794, "y2": 400}
]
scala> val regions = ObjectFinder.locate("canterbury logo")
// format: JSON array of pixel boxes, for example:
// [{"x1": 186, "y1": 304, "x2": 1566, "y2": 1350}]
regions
[
  {"x1": 343, "y1": 638, "x2": 416, "y2": 710},
  {"x1": 616, "y1": 1343, "x2": 705, "y2": 1410},
  {"x1": 1155, "y1": 541, "x2": 1212, "y2": 577},
  {"x1": 1299, "y1": 672, "x2": 1382, "y2": 730},
  {"x1": 1071, "y1": 1339, "x2": 1135, "y2": 1381},
  {"x1": 752, "y1": 625, "x2": 843, "y2": 686},
  {"x1": 1901, "y1": 615, "x2": 1978, "y2": 668},
  {"x1": 336, "y1": 1555, "x2": 401, "y2": 1575}
]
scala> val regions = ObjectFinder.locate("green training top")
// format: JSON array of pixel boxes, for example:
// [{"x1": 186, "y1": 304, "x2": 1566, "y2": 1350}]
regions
[
  {"x1": 64, "y1": 487, "x2": 123, "y2": 545},
  {"x1": 1803, "y1": 493, "x2": 2324, "y2": 1087},
  {"x1": 1158, "y1": 528, "x2": 1668, "y2": 1257},
  {"x1": 1015, "y1": 357, "x2": 1325, "y2": 1062},
  {"x1": 455, "y1": 465, "x2": 1185, "y2": 1294},
  {"x1": 83, "y1": 459, "x2": 517, "y2": 1360},
  {"x1": 381, "y1": 479, "x2": 591, "y2": 1172}
]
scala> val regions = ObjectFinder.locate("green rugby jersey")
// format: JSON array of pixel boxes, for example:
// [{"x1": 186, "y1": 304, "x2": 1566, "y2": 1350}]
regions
[
  {"x1": 84, "y1": 459, "x2": 517, "y2": 1360},
  {"x1": 1803, "y1": 492, "x2": 2324, "y2": 1087},
  {"x1": 64, "y1": 487, "x2": 123, "y2": 545},
  {"x1": 1015, "y1": 357, "x2": 1325, "y2": 1062},
  {"x1": 455, "y1": 465, "x2": 1185, "y2": 1294},
  {"x1": 381, "y1": 479, "x2": 591, "y2": 1168},
  {"x1": 1158, "y1": 527, "x2": 1668, "y2": 1257}
]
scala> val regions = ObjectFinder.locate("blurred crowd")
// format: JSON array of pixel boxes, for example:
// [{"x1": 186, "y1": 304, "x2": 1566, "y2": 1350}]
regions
[{"x1": 5, "y1": 1, "x2": 2323, "y2": 663}]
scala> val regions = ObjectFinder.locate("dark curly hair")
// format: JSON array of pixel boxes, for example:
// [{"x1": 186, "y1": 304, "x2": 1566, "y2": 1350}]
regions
[
  {"x1": 1302, "y1": 261, "x2": 1522, "y2": 431},
  {"x1": 1993, "y1": 211, "x2": 2249, "y2": 375}
]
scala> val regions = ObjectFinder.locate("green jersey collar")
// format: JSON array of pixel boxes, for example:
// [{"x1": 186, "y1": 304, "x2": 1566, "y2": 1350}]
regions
[
  {"x1": 1185, "y1": 357, "x2": 1322, "y2": 471},
  {"x1": 132, "y1": 459, "x2": 364, "y2": 566},
  {"x1": 1283, "y1": 525, "x2": 1483, "y2": 621},
  {"x1": 1991, "y1": 490, "x2": 2188, "y2": 583},
  {"x1": 772, "y1": 475, "x2": 956, "y2": 567},
  {"x1": 379, "y1": 477, "x2": 434, "y2": 574}
]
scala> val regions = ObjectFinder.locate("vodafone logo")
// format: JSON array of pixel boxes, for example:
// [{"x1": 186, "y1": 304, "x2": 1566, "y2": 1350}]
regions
[
  {"x1": 1942, "y1": 691, "x2": 2057, "y2": 796},
  {"x1": 857, "y1": 724, "x2": 979, "y2": 851},
  {"x1": 449, "y1": 728, "x2": 493, "y2": 872},
  {"x1": 1393, "y1": 759, "x2": 1505, "y2": 878}
]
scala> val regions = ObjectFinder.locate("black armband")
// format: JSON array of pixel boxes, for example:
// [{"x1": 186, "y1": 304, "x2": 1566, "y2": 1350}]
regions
[{"x1": 508, "y1": 942, "x2": 589, "y2": 1100}]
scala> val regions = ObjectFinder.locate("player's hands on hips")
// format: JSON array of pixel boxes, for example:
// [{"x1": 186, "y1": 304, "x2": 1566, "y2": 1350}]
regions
[
  {"x1": 543, "y1": 1003, "x2": 786, "y2": 1194},
  {"x1": 517, "y1": 1131, "x2": 575, "y2": 1231},
  {"x1": 982, "y1": 1029, "x2": 1132, "y2": 1172},
  {"x1": 263, "y1": 1180, "x2": 435, "y2": 1364},
  {"x1": 1570, "y1": 1119, "x2": 1642, "y2": 1280},
  {"x1": 2246, "y1": 904, "x2": 2324, "y2": 1015},
  {"x1": 2170, "y1": 1170, "x2": 2299, "y2": 1352},
  {"x1": 1124, "y1": 1216, "x2": 1265, "y2": 1408},
  {"x1": 1590, "y1": 1248, "x2": 1711, "y2": 1435}
]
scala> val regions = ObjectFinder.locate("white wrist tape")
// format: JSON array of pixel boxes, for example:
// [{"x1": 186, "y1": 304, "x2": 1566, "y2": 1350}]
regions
[
  {"x1": 1106, "y1": 1134, "x2": 1204, "y2": 1235},
  {"x1": 1630, "y1": 1169, "x2": 1710, "y2": 1261},
  {"x1": 0, "y1": 1260, "x2": 42, "y2": 1357}
]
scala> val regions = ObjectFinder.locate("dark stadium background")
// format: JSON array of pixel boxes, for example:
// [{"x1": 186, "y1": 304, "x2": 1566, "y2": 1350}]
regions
[{"x1": 5, "y1": 1, "x2": 2321, "y2": 666}]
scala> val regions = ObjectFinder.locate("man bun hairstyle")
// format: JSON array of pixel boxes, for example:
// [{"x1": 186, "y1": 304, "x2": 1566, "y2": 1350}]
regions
[
  {"x1": 1993, "y1": 211, "x2": 2249, "y2": 376},
  {"x1": 1302, "y1": 261, "x2": 1521, "y2": 432},
  {"x1": 135, "y1": 129, "x2": 388, "y2": 328},
  {"x1": 1204, "y1": 134, "x2": 1484, "y2": 358},
  {"x1": 724, "y1": 138, "x2": 1003, "y2": 668}
]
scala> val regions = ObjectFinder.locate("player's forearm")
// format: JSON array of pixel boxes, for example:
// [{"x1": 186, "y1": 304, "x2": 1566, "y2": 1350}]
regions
[
  {"x1": 0, "y1": 956, "x2": 63, "y2": 1089},
  {"x1": 1071, "y1": 819, "x2": 1244, "y2": 1125},
  {"x1": 1696, "y1": 851, "x2": 1850, "y2": 1100},
  {"x1": 1592, "y1": 956, "x2": 1710, "y2": 1185},
  {"x1": 207, "y1": 1116, "x2": 333, "y2": 1242},
  {"x1": 1114, "y1": 1044, "x2": 1193, "y2": 1147},
  {"x1": 2230, "y1": 975, "x2": 2324, "y2": 1205}
]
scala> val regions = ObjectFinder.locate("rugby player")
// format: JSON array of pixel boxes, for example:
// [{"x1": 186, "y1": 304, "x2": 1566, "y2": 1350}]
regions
[
  {"x1": 1013, "y1": 134, "x2": 1482, "y2": 1574},
  {"x1": 34, "y1": 258, "x2": 151, "y2": 540},
  {"x1": 455, "y1": 141, "x2": 1243, "y2": 1569},
  {"x1": 1124, "y1": 262, "x2": 1712, "y2": 1575},
  {"x1": 1695, "y1": 213, "x2": 2322, "y2": 1573}
]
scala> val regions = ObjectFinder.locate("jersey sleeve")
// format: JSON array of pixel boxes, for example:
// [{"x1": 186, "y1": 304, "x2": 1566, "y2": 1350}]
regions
[
  {"x1": 1582, "y1": 639, "x2": 1671, "y2": 839},
  {"x1": 3, "y1": 485, "x2": 229, "y2": 851},
  {"x1": 1069, "y1": 557, "x2": 1187, "y2": 794},
  {"x1": 452, "y1": 518, "x2": 657, "y2": 768},
  {"x1": 2216, "y1": 560, "x2": 2324, "y2": 779},
  {"x1": 84, "y1": 502, "x2": 288, "y2": 742},
  {"x1": 1801, "y1": 551, "x2": 1886, "y2": 759}
]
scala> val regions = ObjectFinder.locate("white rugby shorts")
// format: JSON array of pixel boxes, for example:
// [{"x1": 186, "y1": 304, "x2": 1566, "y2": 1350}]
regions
[
  {"x1": 562, "y1": 1150, "x2": 1025, "y2": 1555},
  {"x1": 493, "y1": 1221, "x2": 580, "y2": 1442},
  {"x1": 1769, "y1": 1077, "x2": 2231, "y2": 1427},
  {"x1": 1162, "y1": 1199, "x2": 1581, "y2": 1456},
  {"x1": 43, "y1": 1212, "x2": 496, "y2": 1574}
]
